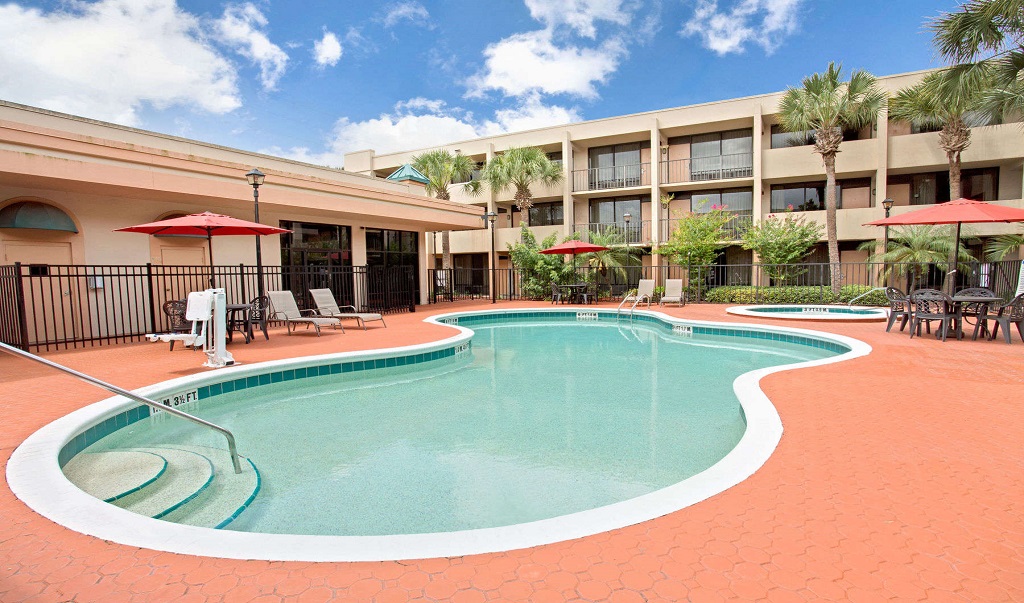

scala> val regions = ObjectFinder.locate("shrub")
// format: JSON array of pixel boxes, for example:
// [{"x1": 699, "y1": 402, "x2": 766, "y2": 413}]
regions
[{"x1": 704, "y1": 286, "x2": 838, "y2": 304}]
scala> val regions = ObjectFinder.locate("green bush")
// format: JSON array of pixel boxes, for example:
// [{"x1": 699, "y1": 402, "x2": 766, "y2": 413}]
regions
[
  {"x1": 704, "y1": 286, "x2": 838, "y2": 304},
  {"x1": 704, "y1": 284, "x2": 889, "y2": 306}
]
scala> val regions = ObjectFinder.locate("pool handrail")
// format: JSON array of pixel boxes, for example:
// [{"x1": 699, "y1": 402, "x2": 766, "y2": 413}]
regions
[
  {"x1": 0, "y1": 341, "x2": 243, "y2": 474},
  {"x1": 847, "y1": 286, "x2": 886, "y2": 307}
]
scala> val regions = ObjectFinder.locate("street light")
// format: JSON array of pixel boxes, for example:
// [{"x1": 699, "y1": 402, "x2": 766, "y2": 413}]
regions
[
  {"x1": 881, "y1": 198, "x2": 894, "y2": 253},
  {"x1": 483, "y1": 211, "x2": 498, "y2": 303},
  {"x1": 623, "y1": 212, "x2": 632, "y2": 243},
  {"x1": 245, "y1": 168, "x2": 266, "y2": 299}
]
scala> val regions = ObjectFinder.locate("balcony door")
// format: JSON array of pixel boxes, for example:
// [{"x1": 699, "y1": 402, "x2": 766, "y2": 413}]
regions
[{"x1": 590, "y1": 143, "x2": 642, "y2": 189}]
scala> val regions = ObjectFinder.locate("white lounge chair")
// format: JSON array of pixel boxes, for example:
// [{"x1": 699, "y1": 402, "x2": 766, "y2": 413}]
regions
[
  {"x1": 309, "y1": 289, "x2": 387, "y2": 330},
  {"x1": 620, "y1": 279, "x2": 655, "y2": 310},
  {"x1": 660, "y1": 279, "x2": 686, "y2": 307},
  {"x1": 267, "y1": 290, "x2": 341, "y2": 336}
]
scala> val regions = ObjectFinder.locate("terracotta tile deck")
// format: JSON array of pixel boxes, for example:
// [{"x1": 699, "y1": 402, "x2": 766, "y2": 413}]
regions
[{"x1": 1, "y1": 301, "x2": 1022, "y2": 602}]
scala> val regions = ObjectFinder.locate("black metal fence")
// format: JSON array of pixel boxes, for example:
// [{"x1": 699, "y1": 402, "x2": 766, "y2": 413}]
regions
[
  {"x1": 0, "y1": 263, "x2": 416, "y2": 351},
  {"x1": 429, "y1": 259, "x2": 1021, "y2": 305}
]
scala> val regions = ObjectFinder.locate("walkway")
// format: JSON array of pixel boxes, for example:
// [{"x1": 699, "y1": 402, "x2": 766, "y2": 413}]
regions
[{"x1": 1, "y1": 302, "x2": 1022, "y2": 602}]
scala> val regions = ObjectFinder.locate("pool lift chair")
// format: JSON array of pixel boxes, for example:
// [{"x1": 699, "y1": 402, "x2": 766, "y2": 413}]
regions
[
  {"x1": 617, "y1": 279, "x2": 655, "y2": 321},
  {"x1": 146, "y1": 289, "x2": 235, "y2": 368}
]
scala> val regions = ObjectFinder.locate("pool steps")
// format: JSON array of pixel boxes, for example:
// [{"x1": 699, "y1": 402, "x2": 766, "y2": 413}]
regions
[{"x1": 63, "y1": 445, "x2": 260, "y2": 528}]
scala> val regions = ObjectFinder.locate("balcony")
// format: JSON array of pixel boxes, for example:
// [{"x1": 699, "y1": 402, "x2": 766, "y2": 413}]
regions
[
  {"x1": 572, "y1": 164, "x2": 650, "y2": 192},
  {"x1": 660, "y1": 153, "x2": 753, "y2": 185},
  {"x1": 659, "y1": 213, "x2": 753, "y2": 242},
  {"x1": 572, "y1": 221, "x2": 652, "y2": 245}
]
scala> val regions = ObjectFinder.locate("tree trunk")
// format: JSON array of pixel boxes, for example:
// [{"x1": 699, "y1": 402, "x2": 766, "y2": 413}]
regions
[
  {"x1": 823, "y1": 154, "x2": 841, "y2": 296},
  {"x1": 441, "y1": 231, "x2": 452, "y2": 270},
  {"x1": 940, "y1": 117, "x2": 969, "y2": 294}
]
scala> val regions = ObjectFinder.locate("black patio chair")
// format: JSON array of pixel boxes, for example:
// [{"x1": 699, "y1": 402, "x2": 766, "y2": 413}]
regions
[
  {"x1": 909, "y1": 290, "x2": 957, "y2": 342},
  {"x1": 247, "y1": 295, "x2": 270, "y2": 341},
  {"x1": 976, "y1": 293, "x2": 1024, "y2": 344},
  {"x1": 162, "y1": 299, "x2": 192, "y2": 351},
  {"x1": 884, "y1": 287, "x2": 912, "y2": 333},
  {"x1": 955, "y1": 287, "x2": 996, "y2": 339},
  {"x1": 550, "y1": 282, "x2": 563, "y2": 305}
]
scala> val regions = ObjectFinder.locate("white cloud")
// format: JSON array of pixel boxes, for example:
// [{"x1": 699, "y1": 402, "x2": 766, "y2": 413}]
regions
[
  {"x1": 467, "y1": 30, "x2": 626, "y2": 99},
  {"x1": 382, "y1": 1, "x2": 431, "y2": 28},
  {"x1": 681, "y1": 0, "x2": 803, "y2": 55},
  {"x1": 215, "y1": 3, "x2": 288, "y2": 89},
  {"x1": 524, "y1": 0, "x2": 634, "y2": 38},
  {"x1": 313, "y1": 29, "x2": 342, "y2": 67},
  {"x1": 263, "y1": 97, "x2": 580, "y2": 168},
  {"x1": 0, "y1": 0, "x2": 240, "y2": 126}
]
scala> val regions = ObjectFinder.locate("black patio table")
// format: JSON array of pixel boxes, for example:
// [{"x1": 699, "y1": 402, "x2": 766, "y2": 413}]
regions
[
  {"x1": 225, "y1": 303, "x2": 254, "y2": 343},
  {"x1": 951, "y1": 293, "x2": 1003, "y2": 340},
  {"x1": 559, "y1": 284, "x2": 587, "y2": 304}
]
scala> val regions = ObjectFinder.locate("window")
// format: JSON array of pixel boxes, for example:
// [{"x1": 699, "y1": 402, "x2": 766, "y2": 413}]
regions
[
  {"x1": 671, "y1": 130, "x2": 753, "y2": 180},
  {"x1": 770, "y1": 124, "x2": 865, "y2": 149},
  {"x1": 546, "y1": 151, "x2": 563, "y2": 167},
  {"x1": 588, "y1": 143, "x2": 645, "y2": 188},
  {"x1": 528, "y1": 201, "x2": 563, "y2": 226},
  {"x1": 280, "y1": 221, "x2": 352, "y2": 267},
  {"x1": 366, "y1": 228, "x2": 418, "y2": 268},
  {"x1": 451, "y1": 162, "x2": 484, "y2": 185},
  {"x1": 769, "y1": 179, "x2": 873, "y2": 212},
  {"x1": 589, "y1": 196, "x2": 645, "y2": 224},
  {"x1": 892, "y1": 168, "x2": 998, "y2": 205},
  {"x1": 687, "y1": 189, "x2": 754, "y2": 214}
]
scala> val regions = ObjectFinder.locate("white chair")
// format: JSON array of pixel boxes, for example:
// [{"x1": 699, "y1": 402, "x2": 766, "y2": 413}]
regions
[
  {"x1": 660, "y1": 279, "x2": 686, "y2": 307},
  {"x1": 621, "y1": 279, "x2": 655, "y2": 309},
  {"x1": 146, "y1": 291, "x2": 212, "y2": 349},
  {"x1": 267, "y1": 291, "x2": 341, "y2": 336},
  {"x1": 309, "y1": 289, "x2": 387, "y2": 330}
]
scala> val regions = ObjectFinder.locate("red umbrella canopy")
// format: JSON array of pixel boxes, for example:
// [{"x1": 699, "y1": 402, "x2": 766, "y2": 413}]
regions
[
  {"x1": 115, "y1": 212, "x2": 290, "y2": 236},
  {"x1": 865, "y1": 199, "x2": 1024, "y2": 227},
  {"x1": 538, "y1": 240, "x2": 610, "y2": 255}
]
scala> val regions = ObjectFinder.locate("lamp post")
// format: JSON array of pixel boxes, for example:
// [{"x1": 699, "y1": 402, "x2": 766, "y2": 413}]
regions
[
  {"x1": 623, "y1": 212, "x2": 632, "y2": 244},
  {"x1": 483, "y1": 211, "x2": 498, "y2": 303},
  {"x1": 245, "y1": 168, "x2": 266, "y2": 299},
  {"x1": 881, "y1": 198, "x2": 894, "y2": 253}
]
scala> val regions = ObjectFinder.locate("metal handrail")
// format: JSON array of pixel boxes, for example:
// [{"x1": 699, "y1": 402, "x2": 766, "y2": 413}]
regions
[
  {"x1": 0, "y1": 341, "x2": 243, "y2": 474},
  {"x1": 848, "y1": 286, "x2": 886, "y2": 307}
]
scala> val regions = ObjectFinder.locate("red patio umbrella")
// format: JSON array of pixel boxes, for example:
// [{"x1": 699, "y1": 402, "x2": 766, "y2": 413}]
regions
[
  {"x1": 116, "y1": 212, "x2": 290, "y2": 287},
  {"x1": 539, "y1": 240, "x2": 610, "y2": 269},
  {"x1": 865, "y1": 198, "x2": 1024, "y2": 290}
]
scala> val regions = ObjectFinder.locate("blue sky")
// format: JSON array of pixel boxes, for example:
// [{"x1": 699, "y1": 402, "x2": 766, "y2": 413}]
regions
[{"x1": 0, "y1": 0, "x2": 962, "y2": 168}]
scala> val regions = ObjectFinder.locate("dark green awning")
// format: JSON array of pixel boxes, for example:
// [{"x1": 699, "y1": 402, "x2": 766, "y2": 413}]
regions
[{"x1": 0, "y1": 202, "x2": 78, "y2": 233}]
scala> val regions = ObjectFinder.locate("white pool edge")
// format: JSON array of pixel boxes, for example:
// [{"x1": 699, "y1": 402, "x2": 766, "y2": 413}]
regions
[
  {"x1": 7, "y1": 308, "x2": 871, "y2": 562},
  {"x1": 726, "y1": 304, "x2": 888, "y2": 321}
]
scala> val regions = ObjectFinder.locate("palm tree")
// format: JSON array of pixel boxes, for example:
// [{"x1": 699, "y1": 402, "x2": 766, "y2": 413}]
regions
[
  {"x1": 858, "y1": 225, "x2": 976, "y2": 290},
  {"x1": 930, "y1": 0, "x2": 1024, "y2": 119},
  {"x1": 576, "y1": 229, "x2": 642, "y2": 296},
  {"x1": 889, "y1": 68, "x2": 993, "y2": 200},
  {"x1": 778, "y1": 63, "x2": 887, "y2": 295},
  {"x1": 411, "y1": 150, "x2": 481, "y2": 270},
  {"x1": 479, "y1": 146, "x2": 563, "y2": 227}
]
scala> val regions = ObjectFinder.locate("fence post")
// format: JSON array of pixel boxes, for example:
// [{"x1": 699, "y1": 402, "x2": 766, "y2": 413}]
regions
[
  {"x1": 238, "y1": 263, "x2": 247, "y2": 303},
  {"x1": 13, "y1": 262, "x2": 30, "y2": 351},
  {"x1": 145, "y1": 263, "x2": 157, "y2": 334}
]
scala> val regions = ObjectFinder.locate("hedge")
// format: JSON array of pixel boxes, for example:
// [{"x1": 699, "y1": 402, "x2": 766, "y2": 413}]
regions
[{"x1": 704, "y1": 284, "x2": 887, "y2": 306}]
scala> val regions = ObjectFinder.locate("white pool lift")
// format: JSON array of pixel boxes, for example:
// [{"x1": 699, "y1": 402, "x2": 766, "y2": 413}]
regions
[{"x1": 146, "y1": 288, "x2": 235, "y2": 368}]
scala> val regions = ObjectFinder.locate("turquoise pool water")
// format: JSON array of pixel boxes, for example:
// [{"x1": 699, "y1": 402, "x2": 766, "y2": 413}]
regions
[{"x1": 82, "y1": 318, "x2": 838, "y2": 536}]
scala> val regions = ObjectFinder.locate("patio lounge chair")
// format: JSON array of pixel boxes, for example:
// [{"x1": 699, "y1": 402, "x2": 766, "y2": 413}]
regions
[
  {"x1": 619, "y1": 279, "x2": 655, "y2": 311},
  {"x1": 660, "y1": 279, "x2": 686, "y2": 307},
  {"x1": 267, "y1": 290, "x2": 341, "y2": 336},
  {"x1": 308, "y1": 289, "x2": 387, "y2": 330}
]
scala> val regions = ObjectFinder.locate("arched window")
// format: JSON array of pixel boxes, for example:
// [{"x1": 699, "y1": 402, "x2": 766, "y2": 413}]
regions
[{"x1": 0, "y1": 201, "x2": 78, "y2": 232}]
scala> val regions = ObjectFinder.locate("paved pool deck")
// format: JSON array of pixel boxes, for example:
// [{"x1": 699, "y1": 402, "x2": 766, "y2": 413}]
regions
[{"x1": 1, "y1": 301, "x2": 1022, "y2": 602}]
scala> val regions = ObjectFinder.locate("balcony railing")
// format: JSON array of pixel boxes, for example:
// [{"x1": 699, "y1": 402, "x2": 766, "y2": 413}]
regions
[
  {"x1": 572, "y1": 163, "x2": 650, "y2": 192},
  {"x1": 659, "y1": 213, "x2": 753, "y2": 241},
  {"x1": 573, "y1": 221, "x2": 651, "y2": 245},
  {"x1": 660, "y1": 153, "x2": 753, "y2": 184}
]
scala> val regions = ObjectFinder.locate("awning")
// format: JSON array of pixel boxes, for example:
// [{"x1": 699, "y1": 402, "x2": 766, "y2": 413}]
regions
[{"x1": 0, "y1": 201, "x2": 78, "y2": 232}]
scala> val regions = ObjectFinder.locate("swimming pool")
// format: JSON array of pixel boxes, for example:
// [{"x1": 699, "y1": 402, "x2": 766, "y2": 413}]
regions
[
  {"x1": 8, "y1": 309, "x2": 870, "y2": 561},
  {"x1": 726, "y1": 305, "x2": 888, "y2": 321}
]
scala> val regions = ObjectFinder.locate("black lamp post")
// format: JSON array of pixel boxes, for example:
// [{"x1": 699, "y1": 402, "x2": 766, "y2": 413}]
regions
[
  {"x1": 483, "y1": 211, "x2": 498, "y2": 303},
  {"x1": 623, "y1": 212, "x2": 632, "y2": 243},
  {"x1": 881, "y1": 198, "x2": 894, "y2": 253},
  {"x1": 245, "y1": 168, "x2": 266, "y2": 299}
]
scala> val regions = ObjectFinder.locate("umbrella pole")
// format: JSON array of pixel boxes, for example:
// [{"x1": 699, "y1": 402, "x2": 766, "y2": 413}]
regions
[
  {"x1": 207, "y1": 232, "x2": 216, "y2": 288},
  {"x1": 946, "y1": 221, "x2": 962, "y2": 294}
]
